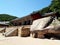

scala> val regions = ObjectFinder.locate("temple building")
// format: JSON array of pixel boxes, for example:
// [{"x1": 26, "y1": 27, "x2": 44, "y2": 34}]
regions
[
  {"x1": 10, "y1": 12, "x2": 41, "y2": 26},
  {"x1": 0, "y1": 21, "x2": 9, "y2": 27},
  {"x1": 10, "y1": 12, "x2": 58, "y2": 26}
]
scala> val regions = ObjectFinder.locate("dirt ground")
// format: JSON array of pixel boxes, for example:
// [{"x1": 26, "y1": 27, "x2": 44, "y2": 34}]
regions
[
  {"x1": 0, "y1": 36, "x2": 60, "y2": 45},
  {"x1": 0, "y1": 26, "x2": 60, "y2": 45}
]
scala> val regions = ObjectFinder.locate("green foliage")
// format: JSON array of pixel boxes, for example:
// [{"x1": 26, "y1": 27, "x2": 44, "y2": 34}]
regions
[
  {"x1": 50, "y1": 0, "x2": 60, "y2": 13},
  {"x1": 0, "y1": 14, "x2": 17, "y2": 21},
  {"x1": 38, "y1": 0, "x2": 60, "y2": 15},
  {"x1": 38, "y1": 7, "x2": 51, "y2": 14}
]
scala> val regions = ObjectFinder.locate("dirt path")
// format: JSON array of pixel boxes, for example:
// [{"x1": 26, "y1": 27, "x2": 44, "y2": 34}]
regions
[{"x1": 0, "y1": 37, "x2": 60, "y2": 45}]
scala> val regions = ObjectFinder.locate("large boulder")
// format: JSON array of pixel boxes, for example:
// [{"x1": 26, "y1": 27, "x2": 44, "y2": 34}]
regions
[
  {"x1": 21, "y1": 26, "x2": 30, "y2": 37},
  {"x1": 30, "y1": 16, "x2": 53, "y2": 31},
  {"x1": 3, "y1": 27, "x2": 18, "y2": 37}
]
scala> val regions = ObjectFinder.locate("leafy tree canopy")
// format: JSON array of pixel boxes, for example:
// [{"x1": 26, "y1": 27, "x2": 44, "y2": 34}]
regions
[
  {"x1": 0, "y1": 14, "x2": 17, "y2": 21},
  {"x1": 38, "y1": 0, "x2": 60, "y2": 15}
]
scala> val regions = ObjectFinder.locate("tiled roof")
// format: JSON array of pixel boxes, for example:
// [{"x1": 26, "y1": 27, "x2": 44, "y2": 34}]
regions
[{"x1": 0, "y1": 21, "x2": 9, "y2": 25}]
